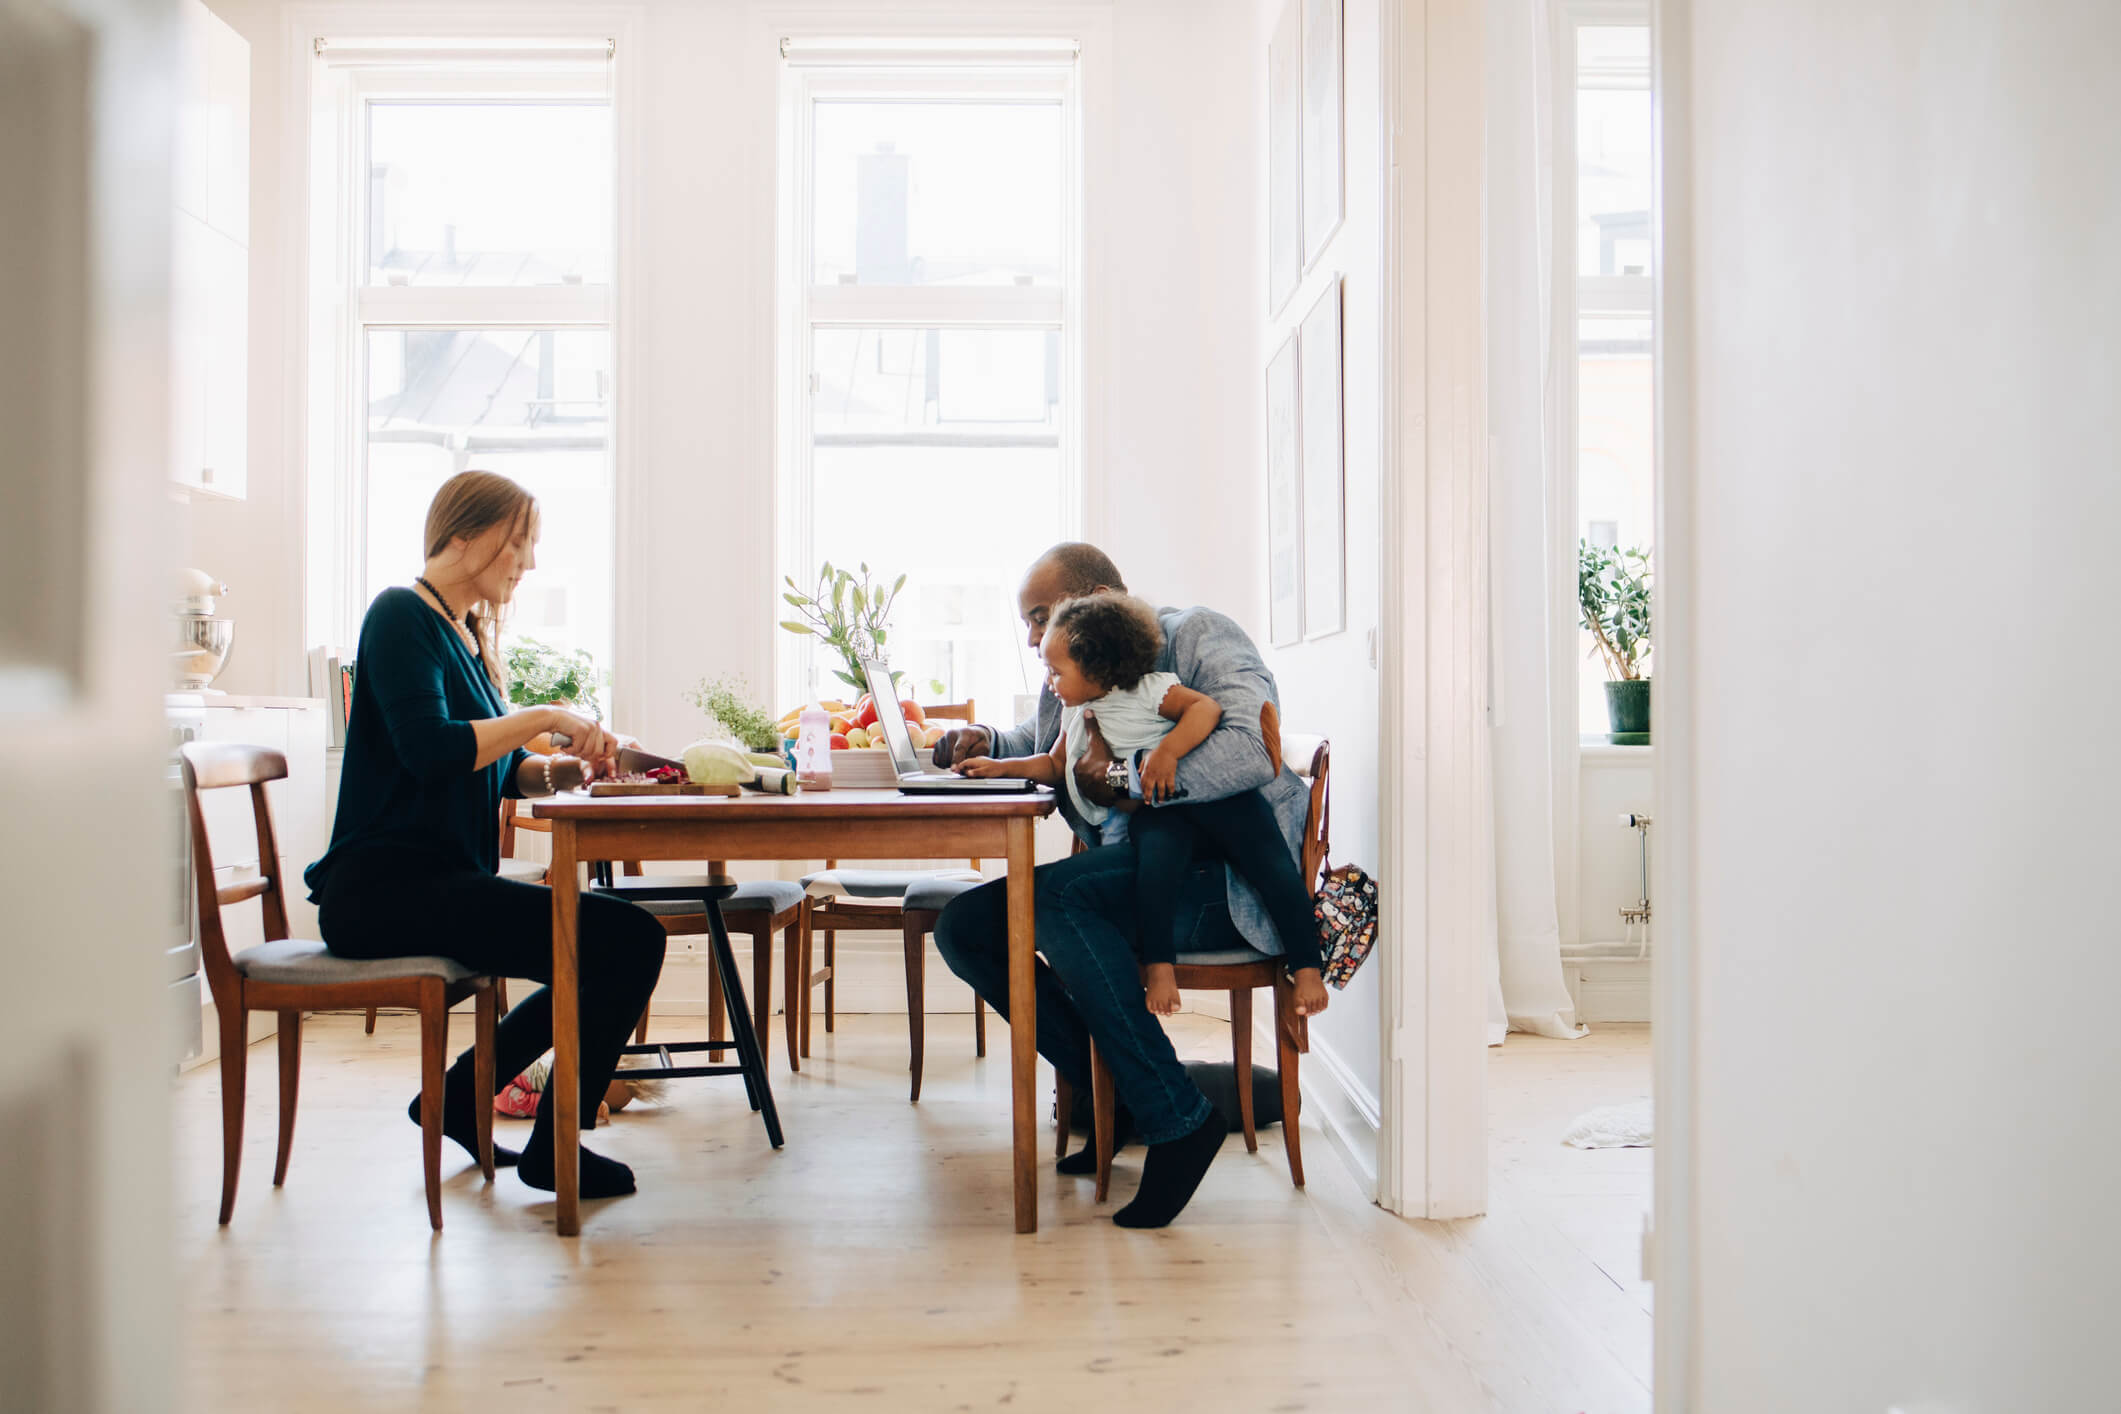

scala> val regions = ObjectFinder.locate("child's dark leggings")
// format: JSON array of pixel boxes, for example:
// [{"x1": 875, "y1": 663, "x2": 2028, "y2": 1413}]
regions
[{"x1": 1129, "y1": 786, "x2": 1321, "y2": 973}]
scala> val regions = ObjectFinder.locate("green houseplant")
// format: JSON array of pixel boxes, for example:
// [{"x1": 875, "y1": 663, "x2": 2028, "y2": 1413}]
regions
[
  {"x1": 504, "y1": 637, "x2": 604, "y2": 720},
  {"x1": 1579, "y1": 541, "x2": 1652, "y2": 743}
]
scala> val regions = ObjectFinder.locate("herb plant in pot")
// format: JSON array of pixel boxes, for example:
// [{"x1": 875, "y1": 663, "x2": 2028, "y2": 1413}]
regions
[
  {"x1": 504, "y1": 637, "x2": 605, "y2": 721},
  {"x1": 1579, "y1": 541, "x2": 1652, "y2": 744}
]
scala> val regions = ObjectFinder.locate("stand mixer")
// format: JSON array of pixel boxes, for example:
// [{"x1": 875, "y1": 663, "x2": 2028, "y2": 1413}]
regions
[{"x1": 172, "y1": 568, "x2": 234, "y2": 690}]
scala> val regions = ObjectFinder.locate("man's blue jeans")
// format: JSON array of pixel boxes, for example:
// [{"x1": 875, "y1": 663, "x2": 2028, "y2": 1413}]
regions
[{"x1": 933, "y1": 843, "x2": 1236, "y2": 1145}]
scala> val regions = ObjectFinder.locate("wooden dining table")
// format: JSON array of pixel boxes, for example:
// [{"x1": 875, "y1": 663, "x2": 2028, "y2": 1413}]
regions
[{"x1": 531, "y1": 787, "x2": 1057, "y2": 1237}]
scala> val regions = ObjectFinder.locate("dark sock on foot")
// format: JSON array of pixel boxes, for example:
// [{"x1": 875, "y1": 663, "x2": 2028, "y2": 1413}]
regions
[
  {"x1": 1112, "y1": 1112, "x2": 1224, "y2": 1229},
  {"x1": 517, "y1": 1139, "x2": 636, "y2": 1199},
  {"x1": 408, "y1": 1089, "x2": 520, "y2": 1168},
  {"x1": 1056, "y1": 1144, "x2": 1098, "y2": 1176}
]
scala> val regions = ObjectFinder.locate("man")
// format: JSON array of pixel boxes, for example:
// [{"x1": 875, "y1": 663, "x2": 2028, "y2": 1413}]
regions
[{"x1": 930, "y1": 543, "x2": 1311, "y2": 1227}]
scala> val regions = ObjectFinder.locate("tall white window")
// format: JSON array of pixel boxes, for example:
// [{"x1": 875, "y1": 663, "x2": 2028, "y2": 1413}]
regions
[
  {"x1": 778, "y1": 45, "x2": 1082, "y2": 720},
  {"x1": 1559, "y1": 11, "x2": 1654, "y2": 735},
  {"x1": 309, "y1": 45, "x2": 617, "y2": 706}
]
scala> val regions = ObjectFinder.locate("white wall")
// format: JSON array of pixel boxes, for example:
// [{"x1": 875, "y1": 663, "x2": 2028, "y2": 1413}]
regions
[{"x1": 1671, "y1": 0, "x2": 2121, "y2": 1405}]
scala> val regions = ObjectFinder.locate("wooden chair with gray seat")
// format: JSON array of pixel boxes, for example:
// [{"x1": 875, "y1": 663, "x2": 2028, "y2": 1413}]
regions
[
  {"x1": 794, "y1": 700, "x2": 989, "y2": 1098},
  {"x1": 613, "y1": 863, "x2": 807, "y2": 1070},
  {"x1": 1060, "y1": 728, "x2": 1330, "y2": 1201},
  {"x1": 181, "y1": 742, "x2": 497, "y2": 1230}
]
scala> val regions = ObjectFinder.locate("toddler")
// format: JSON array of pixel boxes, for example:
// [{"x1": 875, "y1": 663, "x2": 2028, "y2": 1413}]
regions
[{"x1": 958, "y1": 594, "x2": 1330, "y2": 1019}]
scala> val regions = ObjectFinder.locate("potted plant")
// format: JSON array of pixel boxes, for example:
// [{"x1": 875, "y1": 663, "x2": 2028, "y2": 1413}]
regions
[
  {"x1": 504, "y1": 637, "x2": 605, "y2": 720},
  {"x1": 1579, "y1": 540, "x2": 1652, "y2": 743}
]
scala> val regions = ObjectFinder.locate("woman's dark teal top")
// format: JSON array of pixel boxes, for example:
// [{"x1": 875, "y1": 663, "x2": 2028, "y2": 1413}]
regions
[{"x1": 303, "y1": 587, "x2": 529, "y2": 901}]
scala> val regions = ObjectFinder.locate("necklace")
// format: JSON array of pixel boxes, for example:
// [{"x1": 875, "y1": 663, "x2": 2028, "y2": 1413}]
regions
[{"x1": 415, "y1": 575, "x2": 460, "y2": 624}]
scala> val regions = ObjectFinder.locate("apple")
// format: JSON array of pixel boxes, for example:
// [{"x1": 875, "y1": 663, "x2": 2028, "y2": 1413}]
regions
[
  {"x1": 899, "y1": 699, "x2": 927, "y2": 726},
  {"x1": 829, "y1": 733, "x2": 849, "y2": 750},
  {"x1": 829, "y1": 714, "x2": 855, "y2": 735},
  {"x1": 845, "y1": 726, "x2": 871, "y2": 749}
]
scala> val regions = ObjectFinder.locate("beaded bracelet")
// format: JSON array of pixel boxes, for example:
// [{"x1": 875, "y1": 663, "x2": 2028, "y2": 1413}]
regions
[{"x1": 542, "y1": 754, "x2": 558, "y2": 796}]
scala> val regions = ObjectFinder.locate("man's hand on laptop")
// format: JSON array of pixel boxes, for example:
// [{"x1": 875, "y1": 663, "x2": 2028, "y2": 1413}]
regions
[{"x1": 934, "y1": 724, "x2": 994, "y2": 771}]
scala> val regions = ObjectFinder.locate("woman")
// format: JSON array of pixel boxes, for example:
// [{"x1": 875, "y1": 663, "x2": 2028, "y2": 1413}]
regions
[{"x1": 304, "y1": 471, "x2": 665, "y2": 1200}]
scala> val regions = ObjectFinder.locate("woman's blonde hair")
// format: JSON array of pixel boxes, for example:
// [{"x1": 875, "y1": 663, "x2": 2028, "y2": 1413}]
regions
[{"x1": 422, "y1": 470, "x2": 537, "y2": 695}]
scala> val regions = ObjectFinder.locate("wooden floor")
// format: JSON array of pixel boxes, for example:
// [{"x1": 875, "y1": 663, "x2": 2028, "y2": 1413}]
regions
[{"x1": 174, "y1": 1012, "x2": 1651, "y2": 1412}]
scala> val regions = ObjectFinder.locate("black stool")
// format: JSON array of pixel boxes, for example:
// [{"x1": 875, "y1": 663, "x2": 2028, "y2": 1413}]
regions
[{"x1": 591, "y1": 868, "x2": 783, "y2": 1149}]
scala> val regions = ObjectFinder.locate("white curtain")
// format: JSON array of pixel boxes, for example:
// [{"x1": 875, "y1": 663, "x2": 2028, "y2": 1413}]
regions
[{"x1": 1485, "y1": 0, "x2": 1584, "y2": 1044}]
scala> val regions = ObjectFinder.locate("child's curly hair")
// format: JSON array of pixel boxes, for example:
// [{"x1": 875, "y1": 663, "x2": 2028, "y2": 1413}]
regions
[{"x1": 1049, "y1": 594, "x2": 1164, "y2": 692}]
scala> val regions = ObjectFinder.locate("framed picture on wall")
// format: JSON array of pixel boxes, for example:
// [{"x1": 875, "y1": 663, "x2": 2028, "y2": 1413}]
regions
[
  {"x1": 1301, "y1": 0, "x2": 1344, "y2": 269},
  {"x1": 1267, "y1": 0, "x2": 1303, "y2": 316},
  {"x1": 1299, "y1": 280, "x2": 1345, "y2": 639},
  {"x1": 1266, "y1": 332, "x2": 1304, "y2": 646}
]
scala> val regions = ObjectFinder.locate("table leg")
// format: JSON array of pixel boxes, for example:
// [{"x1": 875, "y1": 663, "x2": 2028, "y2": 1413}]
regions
[
  {"x1": 550, "y1": 823, "x2": 582, "y2": 1236},
  {"x1": 1005, "y1": 816, "x2": 1038, "y2": 1234}
]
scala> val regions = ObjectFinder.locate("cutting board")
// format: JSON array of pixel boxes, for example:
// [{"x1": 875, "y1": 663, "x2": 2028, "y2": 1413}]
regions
[{"x1": 587, "y1": 781, "x2": 740, "y2": 797}]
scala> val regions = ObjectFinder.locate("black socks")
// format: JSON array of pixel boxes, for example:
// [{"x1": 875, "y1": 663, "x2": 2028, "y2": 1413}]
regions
[
  {"x1": 517, "y1": 1131, "x2": 637, "y2": 1199},
  {"x1": 407, "y1": 1087, "x2": 520, "y2": 1168},
  {"x1": 1056, "y1": 1102, "x2": 1135, "y2": 1175},
  {"x1": 1112, "y1": 1112, "x2": 1225, "y2": 1229}
]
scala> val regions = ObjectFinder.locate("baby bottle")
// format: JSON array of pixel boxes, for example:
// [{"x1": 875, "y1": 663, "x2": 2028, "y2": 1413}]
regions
[{"x1": 794, "y1": 706, "x2": 834, "y2": 791}]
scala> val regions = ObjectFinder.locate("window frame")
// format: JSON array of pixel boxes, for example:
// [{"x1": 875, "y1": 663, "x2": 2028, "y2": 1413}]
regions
[
  {"x1": 306, "y1": 49, "x2": 621, "y2": 690},
  {"x1": 774, "y1": 57, "x2": 1085, "y2": 710},
  {"x1": 1554, "y1": 0, "x2": 1653, "y2": 742}
]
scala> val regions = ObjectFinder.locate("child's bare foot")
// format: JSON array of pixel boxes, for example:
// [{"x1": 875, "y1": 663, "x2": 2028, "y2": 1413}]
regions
[
  {"x1": 1144, "y1": 963, "x2": 1181, "y2": 1016},
  {"x1": 1291, "y1": 967, "x2": 1330, "y2": 1017}
]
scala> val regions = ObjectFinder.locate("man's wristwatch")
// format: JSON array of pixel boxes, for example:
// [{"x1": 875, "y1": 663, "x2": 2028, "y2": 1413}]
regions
[{"x1": 1103, "y1": 758, "x2": 1133, "y2": 795}]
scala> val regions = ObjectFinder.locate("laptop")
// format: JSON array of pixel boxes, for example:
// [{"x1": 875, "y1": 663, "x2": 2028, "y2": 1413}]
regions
[{"x1": 860, "y1": 658, "x2": 1045, "y2": 795}]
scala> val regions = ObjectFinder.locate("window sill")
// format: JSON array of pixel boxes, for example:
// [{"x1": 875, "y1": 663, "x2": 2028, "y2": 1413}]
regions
[{"x1": 1580, "y1": 739, "x2": 1654, "y2": 762}]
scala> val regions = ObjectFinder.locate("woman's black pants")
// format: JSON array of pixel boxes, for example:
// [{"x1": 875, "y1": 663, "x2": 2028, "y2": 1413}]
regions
[{"x1": 317, "y1": 845, "x2": 667, "y2": 1131}]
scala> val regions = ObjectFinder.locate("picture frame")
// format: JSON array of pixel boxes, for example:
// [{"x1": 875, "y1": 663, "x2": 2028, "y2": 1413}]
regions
[
  {"x1": 1300, "y1": 0, "x2": 1344, "y2": 270},
  {"x1": 1298, "y1": 280, "x2": 1345, "y2": 639},
  {"x1": 1267, "y1": 0, "x2": 1303, "y2": 316},
  {"x1": 1266, "y1": 333, "x2": 1304, "y2": 646}
]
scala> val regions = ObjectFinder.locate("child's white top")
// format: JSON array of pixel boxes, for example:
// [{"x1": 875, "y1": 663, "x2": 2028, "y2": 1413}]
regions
[{"x1": 1061, "y1": 671, "x2": 1182, "y2": 826}]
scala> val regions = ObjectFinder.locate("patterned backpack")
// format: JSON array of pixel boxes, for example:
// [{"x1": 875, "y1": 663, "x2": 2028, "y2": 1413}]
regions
[{"x1": 1313, "y1": 863, "x2": 1379, "y2": 990}]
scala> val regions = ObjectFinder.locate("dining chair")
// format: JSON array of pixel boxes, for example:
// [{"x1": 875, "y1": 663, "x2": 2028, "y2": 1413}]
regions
[
  {"x1": 615, "y1": 862, "x2": 807, "y2": 1070},
  {"x1": 795, "y1": 699, "x2": 989, "y2": 1099},
  {"x1": 1064, "y1": 729, "x2": 1330, "y2": 1200},
  {"x1": 181, "y1": 742, "x2": 497, "y2": 1230}
]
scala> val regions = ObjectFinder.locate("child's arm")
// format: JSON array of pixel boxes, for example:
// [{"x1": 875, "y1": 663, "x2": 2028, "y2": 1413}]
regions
[
  {"x1": 957, "y1": 732, "x2": 1066, "y2": 785},
  {"x1": 1138, "y1": 683, "x2": 1223, "y2": 804}
]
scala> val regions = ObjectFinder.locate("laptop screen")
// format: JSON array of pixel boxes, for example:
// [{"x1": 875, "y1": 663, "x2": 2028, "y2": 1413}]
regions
[{"x1": 859, "y1": 658, "x2": 923, "y2": 774}]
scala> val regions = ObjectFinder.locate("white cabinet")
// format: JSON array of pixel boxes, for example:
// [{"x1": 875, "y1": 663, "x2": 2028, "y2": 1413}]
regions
[{"x1": 169, "y1": 0, "x2": 248, "y2": 500}]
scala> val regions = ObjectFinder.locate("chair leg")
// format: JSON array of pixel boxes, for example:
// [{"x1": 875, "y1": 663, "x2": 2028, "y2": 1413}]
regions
[
  {"x1": 782, "y1": 916, "x2": 802, "y2": 1072},
  {"x1": 364, "y1": 1006, "x2": 377, "y2": 1035},
  {"x1": 1232, "y1": 988, "x2": 1258, "y2": 1154},
  {"x1": 975, "y1": 996, "x2": 987, "y2": 1059},
  {"x1": 902, "y1": 915, "x2": 927, "y2": 1102},
  {"x1": 272, "y1": 1008, "x2": 301, "y2": 1186},
  {"x1": 823, "y1": 928, "x2": 835, "y2": 1034},
  {"x1": 1272, "y1": 974, "x2": 1305, "y2": 1189},
  {"x1": 1054, "y1": 1074, "x2": 1074, "y2": 1159},
  {"x1": 495, "y1": 976, "x2": 510, "y2": 1016},
  {"x1": 474, "y1": 984, "x2": 497, "y2": 1181},
  {"x1": 798, "y1": 913, "x2": 813, "y2": 1059},
  {"x1": 749, "y1": 917, "x2": 772, "y2": 1057},
  {"x1": 1091, "y1": 1040, "x2": 1117, "y2": 1203},
  {"x1": 635, "y1": 998, "x2": 651, "y2": 1045},
  {"x1": 217, "y1": 1000, "x2": 248, "y2": 1225},
  {"x1": 418, "y1": 983, "x2": 448, "y2": 1230},
  {"x1": 707, "y1": 949, "x2": 726, "y2": 1045}
]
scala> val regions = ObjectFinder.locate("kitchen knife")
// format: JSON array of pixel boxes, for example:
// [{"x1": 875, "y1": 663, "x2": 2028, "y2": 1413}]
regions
[{"x1": 547, "y1": 732, "x2": 688, "y2": 776}]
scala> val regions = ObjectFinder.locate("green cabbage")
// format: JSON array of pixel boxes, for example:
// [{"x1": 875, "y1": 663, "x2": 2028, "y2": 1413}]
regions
[{"x1": 681, "y1": 740, "x2": 755, "y2": 787}]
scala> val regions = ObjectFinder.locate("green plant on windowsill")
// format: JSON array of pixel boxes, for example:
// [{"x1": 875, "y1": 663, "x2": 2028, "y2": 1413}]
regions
[
  {"x1": 686, "y1": 674, "x2": 784, "y2": 752},
  {"x1": 504, "y1": 637, "x2": 605, "y2": 721},
  {"x1": 1579, "y1": 540, "x2": 1652, "y2": 741}
]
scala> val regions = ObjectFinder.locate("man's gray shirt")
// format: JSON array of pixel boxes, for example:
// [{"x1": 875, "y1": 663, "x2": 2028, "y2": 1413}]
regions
[{"x1": 985, "y1": 605, "x2": 1310, "y2": 960}]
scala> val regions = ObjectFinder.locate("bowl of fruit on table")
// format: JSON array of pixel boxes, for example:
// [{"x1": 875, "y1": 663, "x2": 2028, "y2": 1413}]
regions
[{"x1": 776, "y1": 693, "x2": 952, "y2": 788}]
